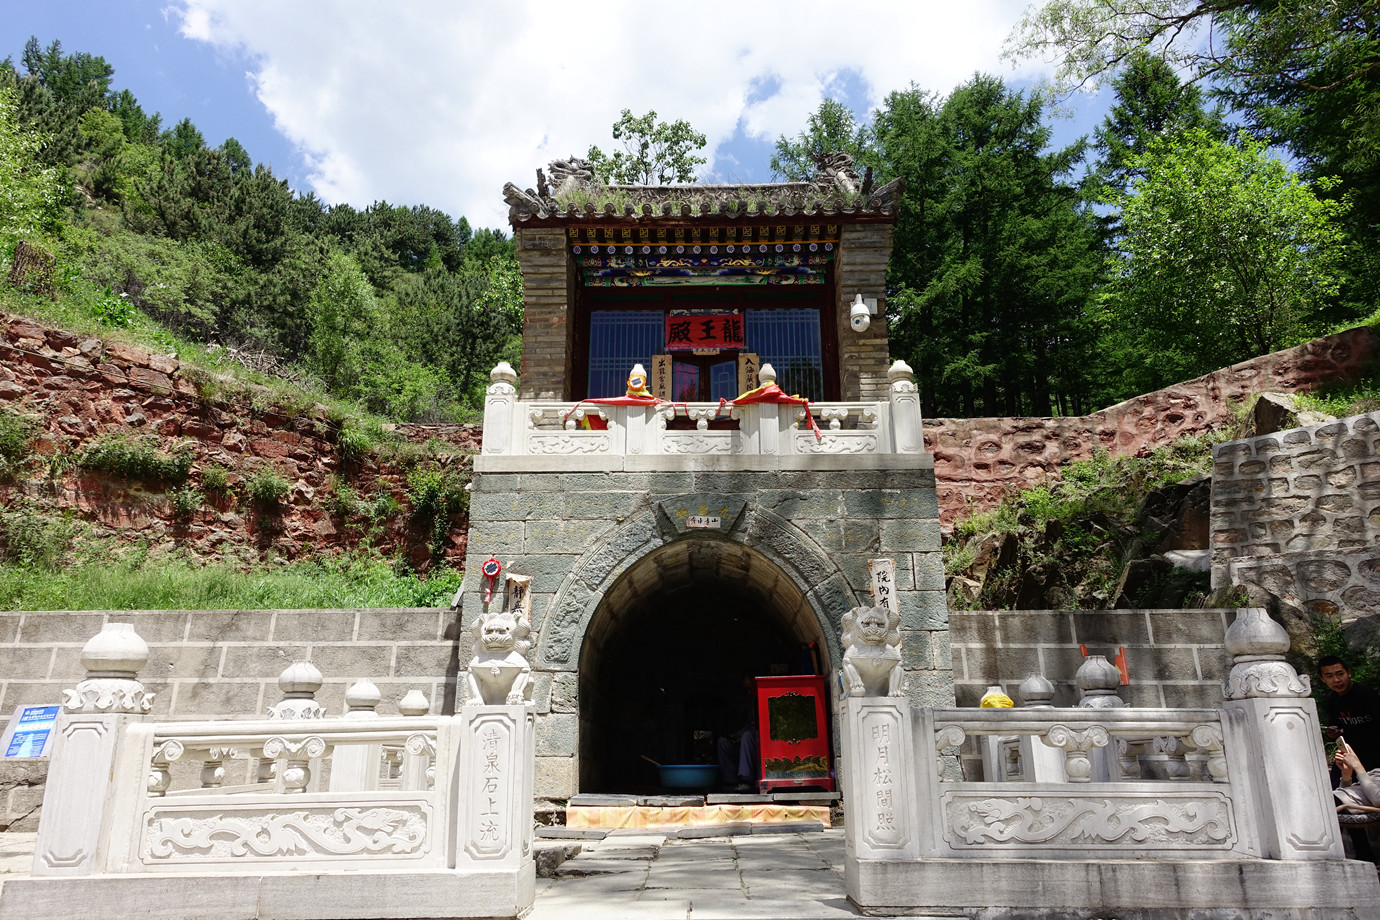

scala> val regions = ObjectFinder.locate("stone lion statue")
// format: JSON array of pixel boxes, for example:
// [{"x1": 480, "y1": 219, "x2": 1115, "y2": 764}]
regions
[
  {"x1": 841, "y1": 605, "x2": 906, "y2": 698},
  {"x1": 465, "y1": 610, "x2": 533, "y2": 706}
]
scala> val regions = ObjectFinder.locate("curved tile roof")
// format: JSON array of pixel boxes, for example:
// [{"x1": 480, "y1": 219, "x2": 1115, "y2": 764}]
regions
[{"x1": 504, "y1": 152, "x2": 905, "y2": 226}]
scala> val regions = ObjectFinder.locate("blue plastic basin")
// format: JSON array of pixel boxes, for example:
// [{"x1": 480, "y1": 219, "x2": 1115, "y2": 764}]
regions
[{"x1": 658, "y1": 764, "x2": 719, "y2": 788}]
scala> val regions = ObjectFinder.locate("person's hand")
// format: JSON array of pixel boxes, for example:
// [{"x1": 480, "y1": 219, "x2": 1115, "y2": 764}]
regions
[
  {"x1": 1336, "y1": 748, "x2": 1355, "y2": 782},
  {"x1": 1337, "y1": 744, "x2": 1364, "y2": 781}
]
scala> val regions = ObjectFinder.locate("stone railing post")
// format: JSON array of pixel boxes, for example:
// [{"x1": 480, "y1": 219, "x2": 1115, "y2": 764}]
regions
[
  {"x1": 1222, "y1": 608, "x2": 1343, "y2": 859},
  {"x1": 267, "y1": 662, "x2": 325, "y2": 793},
  {"x1": 481, "y1": 361, "x2": 518, "y2": 455},
  {"x1": 33, "y1": 623, "x2": 153, "y2": 876},
  {"x1": 1017, "y1": 673, "x2": 1067, "y2": 782},
  {"x1": 456, "y1": 703, "x2": 535, "y2": 870},
  {"x1": 840, "y1": 696, "x2": 920, "y2": 861},
  {"x1": 740, "y1": 363, "x2": 782, "y2": 456},
  {"x1": 328, "y1": 680, "x2": 382, "y2": 792},
  {"x1": 887, "y1": 360, "x2": 924, "y2": 454},
  {"x1": 1076, "y1": 654, "x2": 1125, "y2": 781},
  {"x1": 399, "y1": 690, "x2": 432, "y2": 791}
]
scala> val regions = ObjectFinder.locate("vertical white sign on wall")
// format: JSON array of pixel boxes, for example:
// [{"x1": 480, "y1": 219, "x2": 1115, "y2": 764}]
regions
[{"x1": 868, "y1": 558, "x2": 897, "y2": 613}]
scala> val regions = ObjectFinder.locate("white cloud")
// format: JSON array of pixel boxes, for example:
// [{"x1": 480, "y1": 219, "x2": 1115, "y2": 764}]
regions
[{"x1": 174, "y1": 0, "x2": 1052, "y2": 228}]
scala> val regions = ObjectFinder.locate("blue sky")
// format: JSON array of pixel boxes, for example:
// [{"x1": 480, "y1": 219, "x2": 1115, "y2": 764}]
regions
[{"x1": 3, "y1": 1, "x2": 1114, "y2": 230}]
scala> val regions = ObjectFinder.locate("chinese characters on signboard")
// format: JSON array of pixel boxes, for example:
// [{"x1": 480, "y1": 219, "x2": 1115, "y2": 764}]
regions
[
  {"x1": 737, "y1": 353, "x2": 760, "y2": 393},
  {"x1": 871, "y1": 721, "x2": 897, "y2": 836},
  {"x1": 868, "y1": 558, "x2": 897, "y2": 614},
  {"x1": 476, "y1": 726, "x2": 503, "y2": 848},
  {"x1": 652, "y1": 355, "x2": 671, "y2": 399},
  {"x1": 1, "y1": 705, "x2": 59, "y2": 759},
  {"x1": 666, "y1": 313, "x2": 745, "y2": 351}
]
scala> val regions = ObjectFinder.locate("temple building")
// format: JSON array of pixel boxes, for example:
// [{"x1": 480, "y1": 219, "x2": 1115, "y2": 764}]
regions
[{"x1": 460, "y1": 155, "x2": 949, "y2": 802}]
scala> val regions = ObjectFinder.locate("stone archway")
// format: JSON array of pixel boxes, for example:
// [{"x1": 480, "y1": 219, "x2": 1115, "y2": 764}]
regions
[
  {"x1": 526, "y1": 495, "x2": 864, "y2": 794},
  {"x1": 576, "y1": 536, "x2": 833, "y2": 792}
]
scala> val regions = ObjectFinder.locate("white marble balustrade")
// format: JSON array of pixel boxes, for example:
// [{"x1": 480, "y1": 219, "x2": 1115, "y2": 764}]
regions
[
  {"x1": 840, "y1": 608, "x2": 1380, "y2": 918},
  {"x1": 0, "y1": 625, "x2": 537, "y2": 920},
  {"x1": 478, "y1": 360, "x2": 927, "y2": 472}
]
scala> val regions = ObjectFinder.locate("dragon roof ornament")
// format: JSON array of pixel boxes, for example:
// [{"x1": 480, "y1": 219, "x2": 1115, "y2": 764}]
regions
[{"x1": 502, "y1": 151, "x2": 905, "y2": 224}]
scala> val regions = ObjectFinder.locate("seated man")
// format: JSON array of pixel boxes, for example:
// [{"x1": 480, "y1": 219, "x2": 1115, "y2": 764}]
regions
[{"x1": 717, "y1": 676, "x2": 759, "y2": 793}]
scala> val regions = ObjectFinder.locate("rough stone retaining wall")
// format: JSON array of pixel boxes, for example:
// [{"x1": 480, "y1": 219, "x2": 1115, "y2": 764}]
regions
[
  {"x1": 948, "y1": 608, "x2": 1234, "y2": 710},
  {"x1": 0, "y1": 760, "x2": 44, "y2": 832},
  {"x1": 1210, "y1": 410, "x2": 1380, "y2": 625},
  {"x1": 0, "y1": 314, "x2": 480, "y2": 564},
  {"x1": 927, "y1": 326, "x2": 1380, "y2": 528}
]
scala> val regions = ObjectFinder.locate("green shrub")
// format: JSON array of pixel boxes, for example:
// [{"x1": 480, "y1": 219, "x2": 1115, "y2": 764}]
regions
[
  {"x1": 324, "y1": 477, "x2": 363, "y2": 517},
  {"x1": 0, "y1": 504, "x2": 79, "y2": 570},
  {"x1": 170, "y1": 486, "x2": 203, "y2": 520},
  {"x1": 365, "y1": 487, "x2": 402, "y2": 521},
  {"x1": 76, "y1": 433, "x2": 194, "y2": 483},
  {"x1": 0, "y1": 409, "x2": 39, "y2": 478},
  {"x1": 406, "y1": 463, "x2": 469, "y2": 556},
  {"x1": 1294, "y1": 376, "x2": 1380, "y2": 419},
  {"x1": 91, "y1": 285, "x2": 138, "y2": 328},
  {"x1": 336, "y1": 422, "x2": 375, "y2": 464},
  {"x1": 243, "y1": 466, "x2": 291, "y2": 511},
  {"x1": 200, "y1": 463, "x2": 231, "y2": 494}
]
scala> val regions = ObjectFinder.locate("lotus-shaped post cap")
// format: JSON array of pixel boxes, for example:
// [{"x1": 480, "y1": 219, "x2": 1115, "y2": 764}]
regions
[
  {"x1": 81, "y1": 623, "x2": 149, "y2": 678},
  {"x1": 278, "y1": 661, "x2": 323, "y2": 699}
]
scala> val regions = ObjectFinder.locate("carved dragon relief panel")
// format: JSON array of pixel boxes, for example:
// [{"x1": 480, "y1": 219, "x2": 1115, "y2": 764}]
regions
[
  {"x1": 795, "y1": 432, "x2": 878, "y2": 455},
  {"x1": 660, "y1": 433, "x2": 738, "y2": 455},
  {"x1": 940, "y1": 791, "x2": 1236, "y2": 850},
  {"x1": 527, "y1": 433, "x2": 611, "y2": 455},
  {"x1": 141, "y1": 802, "x2": 432, "y2": 864}
]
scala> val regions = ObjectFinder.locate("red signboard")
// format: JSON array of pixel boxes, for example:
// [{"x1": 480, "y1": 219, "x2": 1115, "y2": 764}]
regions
[
  {"x1": 665, "y1": 313, "x2": 745, "y2": 351},
  {"x1": 755, "y1": 675, "x2": 834, "y2": 792}
]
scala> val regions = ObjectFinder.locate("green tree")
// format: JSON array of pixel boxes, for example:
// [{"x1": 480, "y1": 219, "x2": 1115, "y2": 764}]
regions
[
  {"x1": 1092, "y1": 52, "x2": 1224, "y2": 195},
  {"x1": 306, "y1": 250, "x2": 378, "y2": 390},
  {"x1": 877, "y1": 76, "x2": 1103, "y2": 417},
  {"x1": 2, "y1": 38, "x2": 115, "y2": 167},
  {"x1": 162, "y1": 117, "x2": 205, "y2": 161},
  {"x1": 0, "y1": 84, "x2": 63, "y2": 246},
  {"x1": 1006, "y1": 0, "x2": 1378, "y2": 103},
  {"x1": 1100, "y1": 128, "x2": 1348, "y2": 392},
  {"x1": 586, "y1": 109, "x2": 706, "y2": 184},
  {"x1": 1007, "y1": 0, "x2": 1380, "y2": 313},
  {"x1": 770, "y1": 98, "x2": 873, "y2": 181}
]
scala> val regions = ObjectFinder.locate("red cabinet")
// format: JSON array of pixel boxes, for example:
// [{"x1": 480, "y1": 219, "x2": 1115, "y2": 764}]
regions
[{"x1": 755, "y1": 675, "x2": 834, "y2": 792}]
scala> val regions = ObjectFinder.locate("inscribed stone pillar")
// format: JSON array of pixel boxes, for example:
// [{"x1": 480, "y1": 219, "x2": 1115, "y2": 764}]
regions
[
  {"x1": 840, "y1": 698, "x2": 919, "y2": 861},
  {"x1": 456, "y1": 705, "x2": 535, "y2": 870}
]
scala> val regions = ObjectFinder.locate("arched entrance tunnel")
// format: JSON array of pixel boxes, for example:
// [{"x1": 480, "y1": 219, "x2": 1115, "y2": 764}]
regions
[{"x1": 577, "y1": 536, "x2": 834, "y2": 793}]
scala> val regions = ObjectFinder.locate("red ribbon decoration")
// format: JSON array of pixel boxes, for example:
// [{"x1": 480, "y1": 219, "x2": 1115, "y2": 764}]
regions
[{"x1": 561, "y1": 386, "x2": 822, "y2": 440}]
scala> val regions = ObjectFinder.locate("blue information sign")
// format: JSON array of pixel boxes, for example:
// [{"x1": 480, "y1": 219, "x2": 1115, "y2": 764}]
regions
[{"x1": 3, "y1": 705, "x2": 60, "y2": 758}]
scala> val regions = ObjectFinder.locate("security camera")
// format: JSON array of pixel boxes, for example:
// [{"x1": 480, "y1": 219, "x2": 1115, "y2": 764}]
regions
[{"x1": 850, "y1": 294, "x2": 871, "y2": 333}]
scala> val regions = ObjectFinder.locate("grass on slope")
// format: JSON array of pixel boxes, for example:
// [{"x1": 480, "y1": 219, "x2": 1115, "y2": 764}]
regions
[{"x1": 0, "y1": 553, "x2": 462, "y2": 611}]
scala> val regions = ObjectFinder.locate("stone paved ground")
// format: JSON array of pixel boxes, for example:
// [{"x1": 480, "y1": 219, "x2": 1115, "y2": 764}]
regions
[
  {"x1": 531, "y1": 828, "x2": 865, "y2": 920},
  {"x1": 0, "y1": 834, "x2": 35, "y2": 892},
  {"x1": 0, "y1": 829, "x2": 879, "y2": 919}
]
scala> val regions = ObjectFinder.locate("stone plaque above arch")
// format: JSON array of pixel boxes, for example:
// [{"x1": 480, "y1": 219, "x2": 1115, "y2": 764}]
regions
[{"x1": 653, "y1": 494, "x2": 747, "y2": 538}]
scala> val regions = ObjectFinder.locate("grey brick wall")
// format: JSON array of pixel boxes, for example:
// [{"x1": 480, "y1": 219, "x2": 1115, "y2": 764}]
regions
[
  {"x1": 1210, "y1": 411, "x2": 1380, "y2": 620},
  {"x1": 949, "y1": 608, "x2": 1235, "y2": 710},
  {"x1": 0, "y1": 608, "x2": 456, "y2": 719}
]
